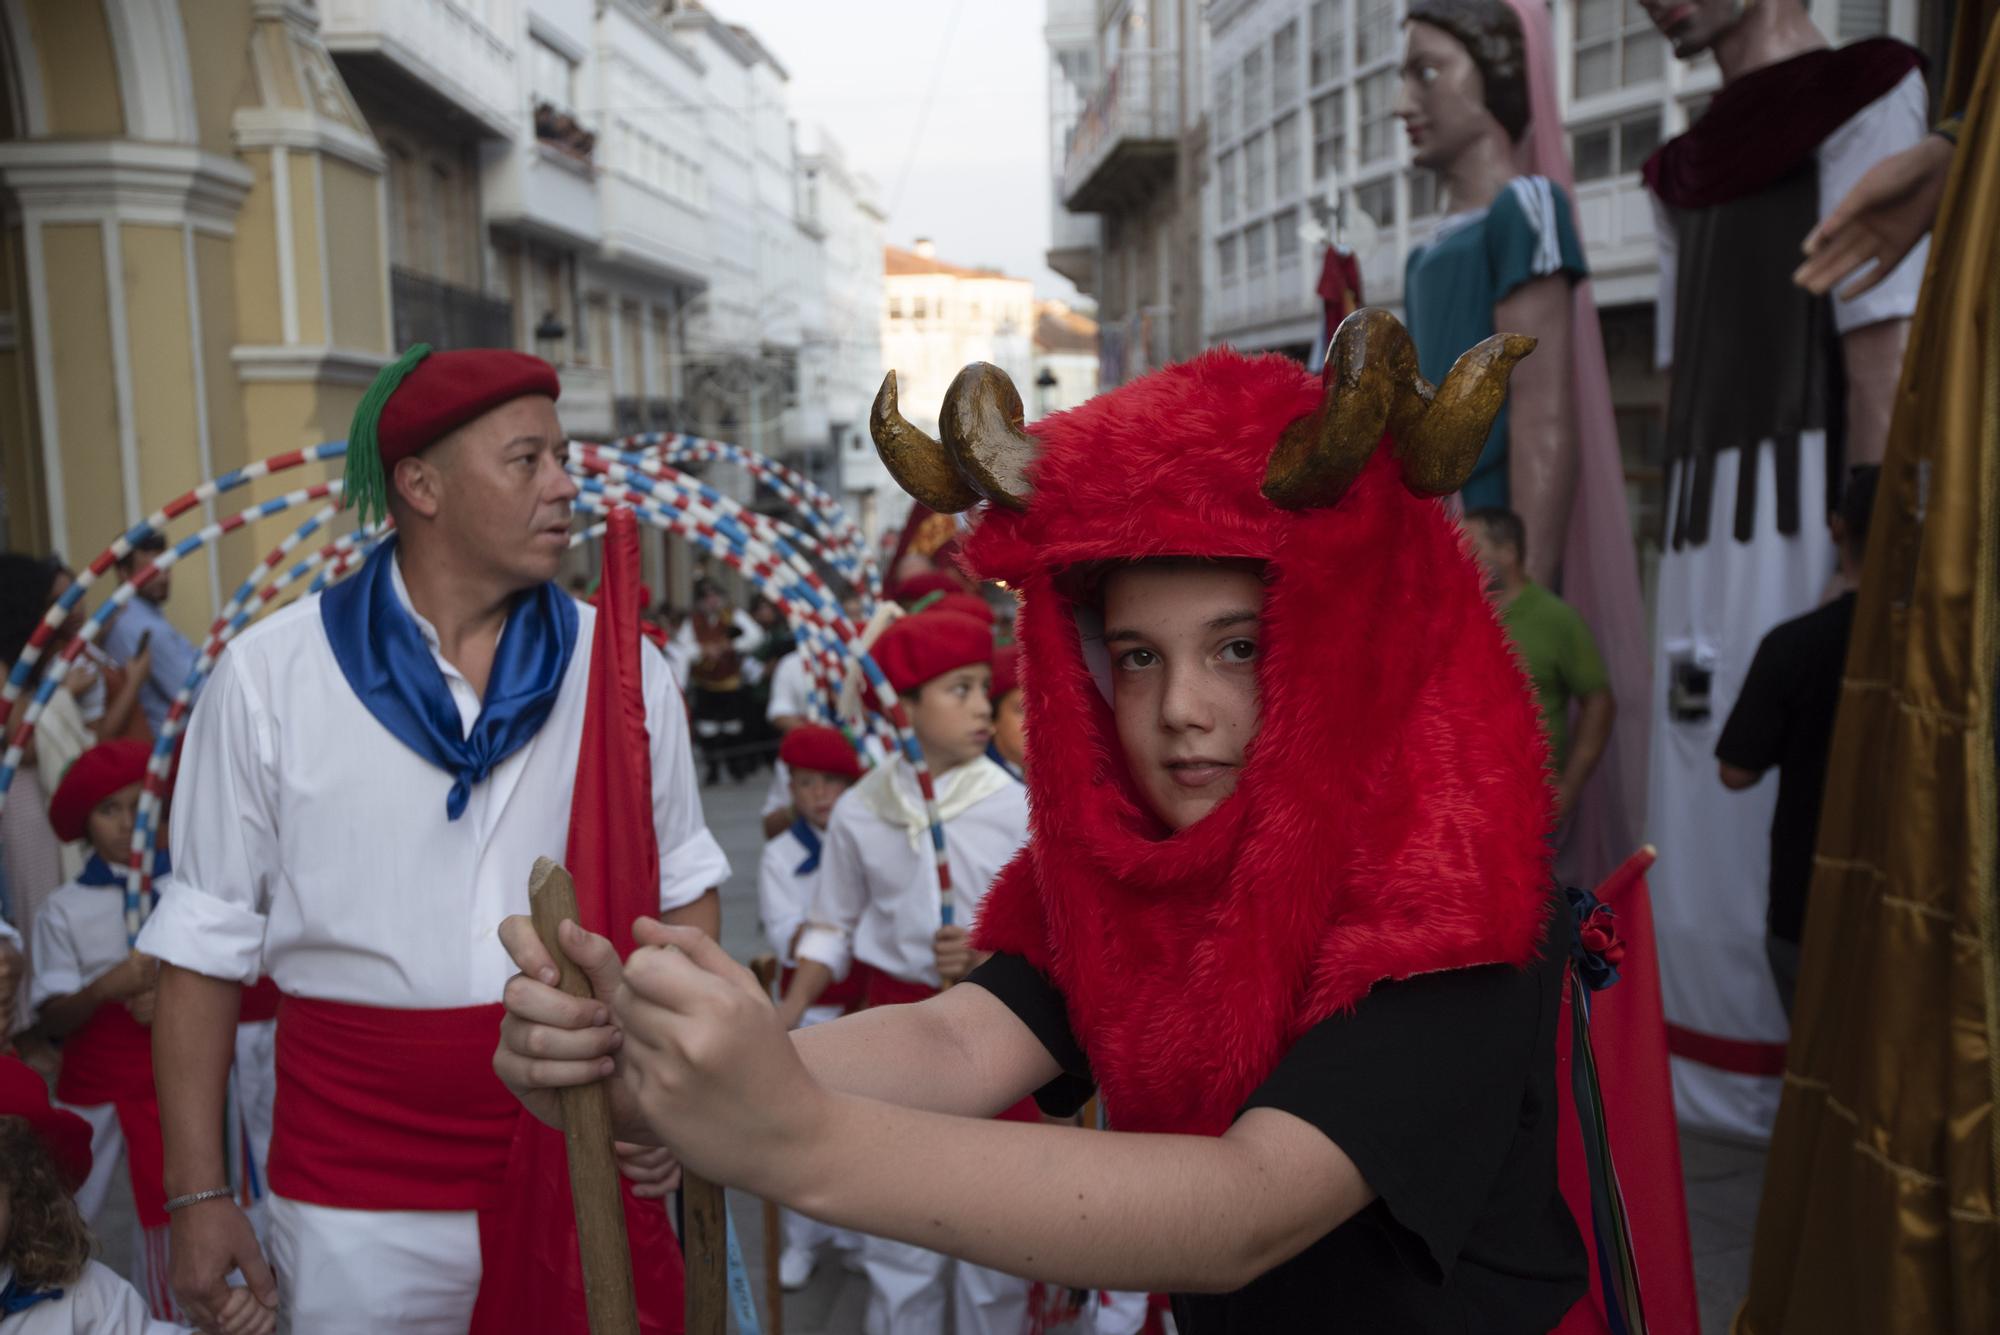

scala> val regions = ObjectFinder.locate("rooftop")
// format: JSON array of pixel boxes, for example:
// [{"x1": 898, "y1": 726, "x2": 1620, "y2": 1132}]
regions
[
  {"x1": 1034, "y1": 300, "x2": 1098, "y2": 354},
  {"x1": 884, "y1": 239, "x2": 1021, "y2": 281}
]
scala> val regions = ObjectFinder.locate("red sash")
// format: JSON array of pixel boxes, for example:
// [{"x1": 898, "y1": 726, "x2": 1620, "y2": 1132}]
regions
[
  {"x1": 780, "y1": 963, "x2": 864, "y2": 1013},
  {"x1": 858, "y1": 966, "x2": 1041, "y2": 1124},
  {"x1": 267, "y1": 995, "x2": 518, "y2": 1211},
  {"x1": 239, "y1": 978, "x2": 282, "y2": 1024},
  {"x1": 56, "y1": 1004, "x2": 168, "y2": 1226}
]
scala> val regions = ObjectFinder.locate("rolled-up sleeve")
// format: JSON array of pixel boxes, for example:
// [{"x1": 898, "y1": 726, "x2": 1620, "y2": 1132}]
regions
[
  {"x1": 135, "y1": 651, "x2": 274, "y2": 982},
  {"x1": 794, "y1": 805, "x2": 867, "y2": 982},
  {"x1": 647, "y1": 646, "x2": 730, "y2": 912}
]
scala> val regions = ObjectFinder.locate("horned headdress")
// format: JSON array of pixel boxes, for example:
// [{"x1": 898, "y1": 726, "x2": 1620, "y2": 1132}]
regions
[{"x1": 869, "y1": 311, "x2": 1557, "y2": 1140}]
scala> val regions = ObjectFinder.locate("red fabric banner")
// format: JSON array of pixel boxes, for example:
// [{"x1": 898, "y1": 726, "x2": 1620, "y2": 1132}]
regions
[
  {"x1": 470, "y1": 505, "x2": 686, "y2": 1334},
  {"x1": 1553, "y1": 849, "x2": 1700, "y2": 1335}
]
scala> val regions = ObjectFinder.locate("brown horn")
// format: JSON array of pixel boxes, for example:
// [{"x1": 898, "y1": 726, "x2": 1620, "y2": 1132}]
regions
[
  {"x1": 940, "y1": 362, "x2": 1037, "y2": 512},
  {"x1": 1262, "y1": 308, "x2": 1535, "y2": 509},
  {"x1": 870, "y1": 370, "x2": 981, "y2": 514}
]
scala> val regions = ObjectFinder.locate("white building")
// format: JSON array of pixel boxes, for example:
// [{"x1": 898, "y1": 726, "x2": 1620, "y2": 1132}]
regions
[
  {"x1": 877, "y1": 240, "x2": 1037, "y2": 536},
  {"x1": 1034, "y1": 300, "x2": 1102, "y2": 416},
  {"x1": 1193, "y1": 0, "x2": 1916, "y2": 561},
  {"x1": 795, "y1": 127, "x2": 890, "y2": 527}
]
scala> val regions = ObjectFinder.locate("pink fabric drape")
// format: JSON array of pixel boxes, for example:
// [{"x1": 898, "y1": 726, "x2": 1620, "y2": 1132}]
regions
[
  {"x1": 1503, "y1": 6, "x2": 1693, "y2": 1333},
  {"x1": 1503, "y1": 0, "x2": 1652, "y2": 892}
]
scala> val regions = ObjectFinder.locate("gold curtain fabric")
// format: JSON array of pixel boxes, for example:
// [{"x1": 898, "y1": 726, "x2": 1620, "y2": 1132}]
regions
[{"x1": 1737, "y1": 9, "x2": 2000, "y2": 1332}]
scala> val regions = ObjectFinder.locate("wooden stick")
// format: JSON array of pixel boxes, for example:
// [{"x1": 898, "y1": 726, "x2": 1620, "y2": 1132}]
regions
[
  {"x1": 529, "y1": 858, "x2": 641, "y2": 1335},
  {"x1": 681, "y1": 1172, "x2": 728, "y2": 1335},
  {"x1": 749, "y1": 955, "x2": 786, "y2": 1335}
]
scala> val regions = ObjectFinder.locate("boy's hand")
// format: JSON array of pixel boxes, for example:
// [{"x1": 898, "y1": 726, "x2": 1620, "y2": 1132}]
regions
[
  {"x1": 615, "y1": 924, "x2": 827, "y2": 1194},
  {"x1": 933, "y1": 925, "x2": 975, "y2": 987},
  {"x1": 213, "y1": 1282, "x2": 278, "y2": 1335},
  {"x1": 104, "y1": 951, "x2": 158, "y2": 1001},
  {"x1": 615, "y1": 1141, "x2": 682, "y2": 1199},
  {"x1": 126, "y1": 986, "x2": 159, "y2": 1027},
  {"x1": 63, "y1": 661, "x2": 98, "y2": 699},
  {"x1": 493, "y1": 915, "x2": 649, "y2": 1143}
]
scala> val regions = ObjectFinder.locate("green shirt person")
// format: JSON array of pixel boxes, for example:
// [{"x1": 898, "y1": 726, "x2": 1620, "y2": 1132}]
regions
[{"x1": 1466, "y1": 508, "x2": 1614, "y2": 824}]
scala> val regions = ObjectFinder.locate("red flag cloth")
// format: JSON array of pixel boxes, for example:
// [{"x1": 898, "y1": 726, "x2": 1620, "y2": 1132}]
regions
[
  {"x1": 470, "y1": 504, "x2": 686, "y2": 1334},
  {"x1": 1553, "y1": 848, "x2": 1700, "y2": 1335},
  {"x1": 1315, "y1": 246, "x2": 1363, "y2": 351}
]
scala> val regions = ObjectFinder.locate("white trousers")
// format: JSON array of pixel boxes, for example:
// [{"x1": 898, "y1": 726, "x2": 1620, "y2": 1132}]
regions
[
  {"x1": 1096, "y1": 1290, "x2": 1152, "y2": 1335},
  {"x1": 1646, "y1": 442, "x2": 1834, "y2": 1139},
  {"x1": 265, "y1": 1195, "x2": 480, "y2": 1335},
  {"x1": 863, "y1": 1234, "x2": 1029, "y2": 1335}
]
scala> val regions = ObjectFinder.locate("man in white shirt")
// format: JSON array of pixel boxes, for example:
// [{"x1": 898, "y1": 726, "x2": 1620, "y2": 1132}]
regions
[
  {"x1": 774, "y1": 608, "x2": 1031, "y2": 1335},
  {"x1": 140, "y1": 347, "x2": 727, "y2": 1335},
  {"x1": 759, "y1": 644, "x2": 818, "y2": 837}
]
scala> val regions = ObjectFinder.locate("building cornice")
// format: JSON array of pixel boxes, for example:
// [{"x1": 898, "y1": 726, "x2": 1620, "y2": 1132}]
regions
[
  {"x1": 0, "y1": 140, "x2": 253, "y2": 233},
  {"x1": 233, "y1": 107, "x2": 387, "y2": 174},
  {"x1": 232, "y1": 343, "x2": 391, "y2": 386}
]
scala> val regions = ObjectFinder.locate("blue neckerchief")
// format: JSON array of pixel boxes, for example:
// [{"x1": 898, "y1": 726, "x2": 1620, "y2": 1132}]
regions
[
  {"x1": 78, "y1": 850, "x2": 170, "y2": 887},
  {"x1": 985, "y1": 740, "x2": 1023, "y2": 783},
  {"x1": 789, "y1": 816, "x2": 823, "y2": 875},
  {"x1": 0, "y1": 1275, "x2": 62, "y2": 1314},
  {"x1": 320, "y1": 540, "x2": 577, "y2": 820}
]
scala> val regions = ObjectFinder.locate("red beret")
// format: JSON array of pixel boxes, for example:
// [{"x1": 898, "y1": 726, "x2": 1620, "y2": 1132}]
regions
[
  {"x1": 0, "y1": 1054, "x2": 93, "y2": 1192},
  {"x1": 49, "y1": 739, "x2": 150, "y2": 844},
  {"x1": 378, "y1": 348, "x2": 561, "y2": 469},
  {"x1": 930, "y1": 592, "x2": 995, "y2": 625},
  {"x1": 779, "y1": 724, "x2": 864, "y2": 781},
  {"x1": 871, "y1": 610, "x2": 993, "y2": 694},
  {"x1": 990, "y1": 642, "x2": 1021, "y2": 702},
  {"x1": 893, "y1": 569, "x2": 968, "y2": 607}
]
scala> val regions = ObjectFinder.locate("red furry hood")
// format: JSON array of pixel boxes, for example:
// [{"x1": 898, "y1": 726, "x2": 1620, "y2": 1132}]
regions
[{"x1": 964, "y1": 349, "x2": 1554, "y2": 1137}]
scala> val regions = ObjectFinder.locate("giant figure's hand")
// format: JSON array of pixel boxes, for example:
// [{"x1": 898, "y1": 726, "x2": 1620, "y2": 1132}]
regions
[
  {"x1": 494, "y1": 915, "x2": 650, "y2": 1142},
  {"x1": 614, "y1": 924, "x2": 827, "y2": 1193},
  {"x1": 1796, "y1": 134, "x2": 1953, "y2": 299},
  {"x1": 169, "y1": 1198, "x2": 278, "y2": 1335}
]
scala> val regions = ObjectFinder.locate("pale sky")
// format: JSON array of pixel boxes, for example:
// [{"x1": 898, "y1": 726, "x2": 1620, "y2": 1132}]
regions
[{"x1": 723, "y1": 0, "x2": 1078, "y2": 301}]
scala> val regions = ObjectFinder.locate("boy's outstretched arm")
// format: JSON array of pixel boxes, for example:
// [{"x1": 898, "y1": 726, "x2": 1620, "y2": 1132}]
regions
[
  {"x1": 614, "y1": 926, "x2": 1373, "y2": 1294},
  {"x1": 493, "y1": 915, "x2": 1062, "y2": 1137}
]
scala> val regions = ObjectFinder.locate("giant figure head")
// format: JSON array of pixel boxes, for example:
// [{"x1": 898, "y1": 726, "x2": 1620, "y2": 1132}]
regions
[{"x1": 1397, "y1": 0, "x2": 1529, "y2": 169}]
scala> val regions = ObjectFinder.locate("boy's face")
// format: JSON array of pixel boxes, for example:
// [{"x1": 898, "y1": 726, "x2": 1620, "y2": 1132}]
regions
[
  {"x1": 1102, "y1": 564, "x2": 1264, "y2": 832},
  {"x1": 85, "y1": 782, "x2": 142, "y2": 865},
  {"x1": 788, "y1": 767, "x2": 854, "y2": 829},
  {"x1": 993, "y1": 688, "x2": 1026, "y2": 770},
  {"x1": 907, "y1": 664, "x2": 994, "y2": 773}
]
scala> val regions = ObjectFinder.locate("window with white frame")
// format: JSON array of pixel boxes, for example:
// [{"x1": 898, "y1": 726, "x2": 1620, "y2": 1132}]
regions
[
  {"x1": 1407, "y1": 169, "x2": 1439, "y2": 218},
  {"x1": 1219, "y1": 149, "x2": 1240, "y2": 222},
  {"x1": 1242, "y1": 49, "x2": 1266, "y2": 125},
  {"x1": 529, "y1": 35, "x2": 578, "y2": 116},
  {"x1": 1573, "y1": 0, "x2": 1665, "y2": 98},
  {"x1": 1245, "y1": 221, "x2": 1269, "y2": 274},
  {"x1": 1219, "y1": 233, "x2": 1240, "y2": 284},
  {"x1": 1837, "y1": 0, "x2": 1888, "y2": 37},
  {"x1": 1273, "y1": 22, "x2": 1301, "y2": 106},
  {"x1": 1358, "y1": 68, "x2": 1396, "y2": 163},
  {"x1": 1571, "y1": 110, "x2": 1664, "y2": 182},
  {"x1": 1311, "y1": 90, "x2": 1346, "y2": 179},
  {"x1": 1275, "y1": 207, "x2": 1301, "y2": 262},
  {"x1": 1310, "y1": 0, "x2": 1345, "y2": 87},
  {"x1": 1215, "y1": 67, "x2": 1236, "y2": 143},
  {"x1": 1355, "y1": 0, "x2": 1396, "y2": 66},
  {"x1": 1353, "y1": 176, "x2": 1396, "y2": 228},
  {"x1": 1246, "y1": 130, "x2": 1270, "y2": 210},
  {"x1": 1274, "y1": 112, "x2": 1302, "y2": 197}
]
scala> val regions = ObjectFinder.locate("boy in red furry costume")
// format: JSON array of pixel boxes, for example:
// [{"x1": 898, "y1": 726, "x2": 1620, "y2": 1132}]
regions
[{"x1": 493, "y1": 312, "x2": 1590, "y2": 1331}]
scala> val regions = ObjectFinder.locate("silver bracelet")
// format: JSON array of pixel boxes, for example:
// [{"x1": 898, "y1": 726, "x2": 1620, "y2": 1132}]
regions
[{"x1": 163, "y1": 1188, "x2": 234, "y2": 1213}]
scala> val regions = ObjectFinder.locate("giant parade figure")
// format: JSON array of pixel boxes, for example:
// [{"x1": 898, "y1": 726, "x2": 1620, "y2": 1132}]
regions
[{"x1": 1638, "y1": 0, "x2": 1929, "y2": 1136}]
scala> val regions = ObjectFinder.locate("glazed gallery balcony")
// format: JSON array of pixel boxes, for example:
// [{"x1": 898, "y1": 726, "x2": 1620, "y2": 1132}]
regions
[{"x1": 1062, "y1": 48, "x2": 1181, "y2": 214}]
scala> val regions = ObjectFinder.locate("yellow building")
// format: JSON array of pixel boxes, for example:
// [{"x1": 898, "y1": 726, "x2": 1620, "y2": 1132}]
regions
[{"x1": 0, "y1": 0, "x2": 392, "y2": 635}]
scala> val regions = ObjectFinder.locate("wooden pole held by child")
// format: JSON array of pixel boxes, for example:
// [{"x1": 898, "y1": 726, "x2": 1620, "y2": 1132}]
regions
[{"x1": 529, "y1": 858, "x2": 641, "y2": 1335}]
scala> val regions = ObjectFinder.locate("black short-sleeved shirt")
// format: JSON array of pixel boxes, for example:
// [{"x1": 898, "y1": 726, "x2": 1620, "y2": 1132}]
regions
[
  {"x1": 1715, "y1": 591, "x2": 1857, "y2": 942},
  {"x1": 966, "y1": 913, "x2": 1587, "y2": 1334}
]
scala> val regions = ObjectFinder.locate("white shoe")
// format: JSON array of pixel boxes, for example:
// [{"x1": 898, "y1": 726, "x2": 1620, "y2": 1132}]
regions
[{"x1": 779, "y1": 1247, "x2": 816, "y2": 1291}]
